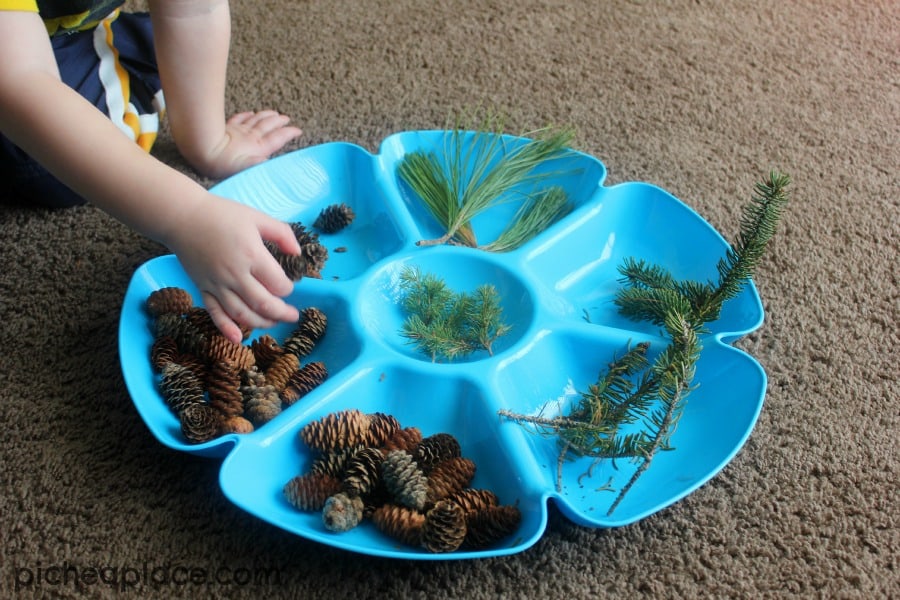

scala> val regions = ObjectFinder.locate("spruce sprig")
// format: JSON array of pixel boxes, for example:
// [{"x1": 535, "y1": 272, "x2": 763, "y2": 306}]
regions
[
  {"x1": 399, "y1": 266, "x2": 511, "y2": 361},
  {"x1": 615, "y1": 171, "x2": 792, "y2": 325},
  {"x1": 397, "y1": 114, "x2": 576, "y2": 250},
  {"x1": 499, "y1": 171, "x2": 790, "y2": 514}
]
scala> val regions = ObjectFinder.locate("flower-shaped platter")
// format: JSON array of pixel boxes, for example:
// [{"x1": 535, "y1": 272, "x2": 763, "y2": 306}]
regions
[{"x1": 119, "y1": 131, "x2": 767, "y2": 559}]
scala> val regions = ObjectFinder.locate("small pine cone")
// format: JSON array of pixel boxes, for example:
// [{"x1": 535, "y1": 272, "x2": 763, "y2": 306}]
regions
[
  {"x1": 150, "y1": 335, "x2": 179, "y2": 371},
  {"x1": 371, "y1": 504, "x2": 425, "y2": 548},
  {"x1": 381, "y1": 450, "x2": 429, "y2": 511},
  {"x1": 244, "y1": 384, "x2": 282, "y2": 425},
  {"x1": 341, "y1": 447, "x2": 384, "y2": 497},
  {"x1": 299, "y1": 409, "x2": 372, "y2": 452},
  {"x1": 283, "y1": 472, "x2": 342, "y2": 511},
  {"x1": 381, "y1": 427, "x2": 423, "y2": 454},
  {"x1": 283, "y1": 307, "x2": 327, "y2": 357},
  {"x1": 251, "y1": 334, "x2": 284, "y2": 370},
  {"x1": 159, "y1": 363, "x2": 205, "y2": 414},
  {"x1": 309, "y1": 446, "x2": 363, "y2": 479},
  {"x1": 204, "y1": 335, "x2": 256, "y2": 371},
  {"x1": 313, "y1": 203, "x2": 356, "y2": 233},
  {"x1": 366, "y1": 412, "x2": 401, "y2": 447},
  {"x1": 220, "y1": 415, "x2": 254, "y2": 435},
  {"x1": 464, "y1": 505, "x2": 522, "y2": 549},
  {"x1": 291, "y1": 222, "x2": 320, "y2": 246},
  {"x1": 415, "y1": 433, "x2": 462, "y2": 473},
  {"x1": 206, "y1": 361, "x2": 244, "y2": 418},
  {"x1": 179, "y1": 403, "x2": 221, "y2": 444},
  {"x1": 282, "y1": 361, "x2": 328, "y2": 406},
  {"x1": 266, "y1": 240, "x2": 309, "y2": 281},
  {"x1": 174, "y1": 353, "x2": 209, "y2": 384},
  {"x1": 264, "y1": 353, "x2": 300, "y2": 393},
  {"x1": 154, "y1": 314, "x2": 207, "y2": 356},
  {"x1": 322, "y1": 492, "x2": 365, "y2": 532},
  {"x1": 241, "y1": 365, "x2": 267, "y2": 388},
  {"x1": 146, "y1": 287, "x2": 193, "y2": 317},
  {"x1": 301, "y1": 242, "x2": 328, "y2": 276},
  {"x1": 445, "y1": 488, "x2": 499, "y2": 515},
  {"x1": 184, "y1": 307, "x2": 218, "y2": 338},
  {"x1": 421, "y1": 500, "x2": 467, "y2": 553},
  {"x1": 426, "y1": 457, "x2": 477, "y2": 505}
]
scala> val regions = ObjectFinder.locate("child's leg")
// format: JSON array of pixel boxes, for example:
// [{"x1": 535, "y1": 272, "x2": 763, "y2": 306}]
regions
[{"x1": 0, "y1": 11, "x2": 163, "y2": 208}]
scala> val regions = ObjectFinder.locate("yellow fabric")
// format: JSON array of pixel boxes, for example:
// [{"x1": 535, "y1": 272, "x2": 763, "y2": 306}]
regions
[
  {"x1": 0, "y1": 1, "x2": 39, "y2": 11},
  {"x1": 0, "y1": 1, "x2": 124, "y2": 35},
  {"x1": 0, "y1": 0, "x2": 37, "y2": 12}
]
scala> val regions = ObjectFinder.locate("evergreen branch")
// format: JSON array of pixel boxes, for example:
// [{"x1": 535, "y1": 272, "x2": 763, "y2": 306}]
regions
[
  {"x1": 617, "y1": 257, "x2": 677, "y2": 290},
  {"x1": 696, "y1": 171, "x2": 791, "y2": 320},
  {"x1": 398, "y1": 267, "x2": 511, "y2": 361},
  {"x1": 500, "y1": 172, "x2": 789, "y2": 514}
]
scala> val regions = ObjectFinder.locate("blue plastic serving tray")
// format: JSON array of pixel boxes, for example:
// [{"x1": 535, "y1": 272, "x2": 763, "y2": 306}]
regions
[{"x1": 119, "y1": 131, "x2": 767, "y2": 559}]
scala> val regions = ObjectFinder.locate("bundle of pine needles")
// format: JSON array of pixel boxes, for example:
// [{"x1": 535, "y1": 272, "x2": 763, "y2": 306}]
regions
[{"x1": 397, "y1": 117, "x2": 576, "y2": 250}]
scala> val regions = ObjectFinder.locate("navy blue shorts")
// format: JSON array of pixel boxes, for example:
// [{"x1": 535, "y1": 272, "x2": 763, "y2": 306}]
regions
[{"x1": 1, "y1": 11, "x2": 163, "y2": 208}]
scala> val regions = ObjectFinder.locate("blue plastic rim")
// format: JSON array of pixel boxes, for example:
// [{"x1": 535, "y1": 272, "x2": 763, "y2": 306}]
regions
[{"x1": 118, "y1": 130, "x2": 767, "y2": 559}]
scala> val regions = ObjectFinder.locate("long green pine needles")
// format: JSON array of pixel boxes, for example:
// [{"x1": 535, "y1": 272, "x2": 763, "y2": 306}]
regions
[{"x1": 397, "y1": 119, "x2": 577, "y2": 250}]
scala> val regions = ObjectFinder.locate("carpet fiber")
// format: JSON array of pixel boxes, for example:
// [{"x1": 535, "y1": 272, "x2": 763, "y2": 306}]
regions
[{"x1": 2, "y1": 1, "x2": 897, "y2": 597}]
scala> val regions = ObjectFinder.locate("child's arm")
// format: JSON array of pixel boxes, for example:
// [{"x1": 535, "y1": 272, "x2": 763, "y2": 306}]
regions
[
  {"x1": 148, "y1": 0, "x2": 302, "y2": 178},
  {"x1": 0, "y1": 11, "x2": 301, "y2": 343}
]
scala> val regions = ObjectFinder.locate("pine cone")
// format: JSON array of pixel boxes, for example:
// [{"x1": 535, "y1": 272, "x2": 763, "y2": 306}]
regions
[
  {"x1": 415, "y1": 433, "x2": 462, "y2": 473},
  {"x1": 179, "y1": 403, "x2": 221, "y2": 444},
  {"x1": 291, "y1": 222, "x2": 320, "y2": 246},
  {"x1": 299, "y1": 409, "x2": 372, "y2": 452},
  {"x1": 204, "y1": 335, "x2": 256, "y2": 371},
  {"x1": 244, "y1": 384, "x2": 282, "y2": 425},
  {"x1": 150, "y1": 335, "x2": 179, "y2": 372},
  {"x1": 146, "y1": 287, "x2": 193, "y2": 317},
  {"x1": 464, "y1": 505, "x2": 522, "y2": 549},
  {"x1": 264, "y1": 353, "x2": 300, "y2": 392},
  {"x1": 309, "y1": 446, "x2": 362, "y2": 479},
  {"x1": 300, "y1": 243, "x2": 328, "y2": 277},
  {"x1": 341, "y1": 447, "x2": 384, "y2": 497},
  {"x1": 184, "y1": 307, "x2": 218, "y2": 338},
  {"x1": 381, "y1": 427, "x2": 423, "y2": 454},
  {"x1": 371, "y1": 504, "x2": 425, "y2": 548},
  {"x1": 206, "y1": 361, "x2": 244, "y2": 418},
  {"x1": 159, "y1": 363, "x2": 205, "y2": 414},
  {"x1": 426, "y1": 457, "x2": 476, "y2": 505},
  {"x1": 366, "y1": 412, "x2": 401, "y2": 447},
  {"x1": 313, "y1": 203, "x2": 356, "y2": 233},
  {"x1": 220, "y1": 415, "x2": 254, "y2": 435},
  {"x1": 322, "y1": 492, "x2": 365, "y2": 532},
  {"x1": 282, "y1": 361, "x2": 328, "y2": 406},
  {"x1": 283, "y1": 472, "x2": 342, "y2": 511},
  {"x1": 266, "y1": 240, "x2": 309, "y2": 281},
  {"x1": 251, "y1": 334, "x2": 284, "y2": 370},
  {"x1": 381, "y1": 450, "x2": 429, "y2": 511},
  {"x1": 283, "y1": 307, "x2": 327, "y2": 357},
  {"x1": 421, "y1": 500, "x2": 467, "y2": 553},
  {"x1": 154, "y1": 314, "x2": 206, "y2": 356},
  {"x1": 241, "y1": 365, "x2": 267, "y2": 388},
  {"x1": 446, "y1": 488, "x2": 499, "y2": 515}
]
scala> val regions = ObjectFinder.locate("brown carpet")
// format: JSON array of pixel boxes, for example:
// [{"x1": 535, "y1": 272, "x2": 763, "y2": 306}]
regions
[{"x1": 2, "y1": 0, "x2": 897, "y2": 597}]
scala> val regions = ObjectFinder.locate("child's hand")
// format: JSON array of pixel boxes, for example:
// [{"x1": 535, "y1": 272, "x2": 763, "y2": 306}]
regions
[
  {"x1": 163, "y1": 194, "x2": 302, "y2": 343},
  {"x1": 189, "y1": 110, "x2": 303, "y2": 179}
]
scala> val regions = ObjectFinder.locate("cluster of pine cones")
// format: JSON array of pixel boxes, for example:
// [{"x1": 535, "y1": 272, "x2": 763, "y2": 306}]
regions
[
  {"x1": 146, "y1": 286, "x2": 330, "y2": 444},
  {"x1": 284, "y1": 409, "x2": 522, "y2": 553}
]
